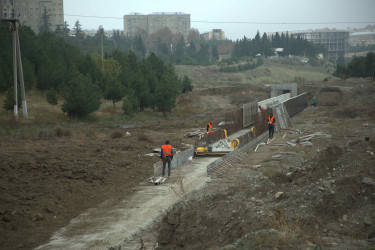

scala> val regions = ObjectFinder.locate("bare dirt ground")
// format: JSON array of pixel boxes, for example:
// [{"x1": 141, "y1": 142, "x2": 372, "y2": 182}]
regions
[
  {"x1": 151, "y1": 80, "x2": 375, "y2": 250},
  {"x1": 1, "y1": 78, "x2": 375, "y2": 249},
  {"x1": 0, "y1": 84, "x2": 253, "y2": 249}
]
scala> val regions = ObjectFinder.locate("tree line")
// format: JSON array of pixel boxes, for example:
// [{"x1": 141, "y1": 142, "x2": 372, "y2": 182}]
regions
[
  {"x1": 48, "y1": 18, "x2": 230, "y2": 66},
  {"x1": 232, "y1": 31, "x2": 327, "y2": 59},
  {"x1": 0, "y1": 22, "x2": 193, "y2": 117},
  {"x1": 333, "y1": 52, "x2": 375, "y2": 80}
]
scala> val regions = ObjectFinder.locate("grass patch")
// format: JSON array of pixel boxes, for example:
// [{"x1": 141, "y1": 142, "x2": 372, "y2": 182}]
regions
[{"x1": 54, "y1": 126, "x2": 72, "y2": 137}]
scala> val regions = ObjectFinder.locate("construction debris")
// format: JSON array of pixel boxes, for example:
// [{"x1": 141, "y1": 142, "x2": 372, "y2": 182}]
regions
[
  {"x1": 254, "y1": 142, "x2": 266, "y2": 152},
  {"x1": 184, "y1": 130, "x2": 205, "y2": 138},
  {"x1": 267, "y1": 137, "x2": 276, "y2": 144},
  {"x1": 148, "y1": 176, "x2": 167, "y2": 185},
  {"x1": 300, "y1": 141, "x2": 313, "y2": 147},
  {"x1": 297, "y1": 132, "x2": 331, "y2": 142}
]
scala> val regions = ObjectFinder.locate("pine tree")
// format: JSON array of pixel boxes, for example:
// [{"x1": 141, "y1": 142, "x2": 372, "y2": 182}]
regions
[
  {"x1": 46, "y1": 89, "x2": 58, "y2": 109},
  {"x1": 73, "y1": 20, "x2": 83, "y2": 38},
  {"x1": 39, "y1": 7, "x2": 51, "y2": 34},
  {"x1": 212, "y1": 45, "x2": 219, "y2": 61}
]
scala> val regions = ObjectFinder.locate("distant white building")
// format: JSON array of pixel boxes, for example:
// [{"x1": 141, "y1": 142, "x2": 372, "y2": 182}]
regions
[
  {"x1": 123, "y1": 12, "x2": 190, "y2": 38},
  {"x1": 200, "y1": 29, "x2": 226, "y2": 40},
  {"x1": 349, "y1": 31, "x2": 375, "y2": 46}
]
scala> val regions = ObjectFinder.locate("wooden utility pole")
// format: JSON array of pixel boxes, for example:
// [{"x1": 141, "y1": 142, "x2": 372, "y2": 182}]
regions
[
  {"x1": 3, "y1": 18, "x2": 28, "y2": 119},
  {"x1": 101, "y1": 28, "x2": 104, "y2": 73}
]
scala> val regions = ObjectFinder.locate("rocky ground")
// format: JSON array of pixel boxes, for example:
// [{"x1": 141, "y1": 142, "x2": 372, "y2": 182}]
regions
[
  {"x1": 123, "y1": 80, "x2": 375, "y2": 249},
  {"x1": 156, "y1": 107, "x2": 375, "y2": 249},
  {"x1": 1, "y1": 78, "x2": 375, "y2": 249}
]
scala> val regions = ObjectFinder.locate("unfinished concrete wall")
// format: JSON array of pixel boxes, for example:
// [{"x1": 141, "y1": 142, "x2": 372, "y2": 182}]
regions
[
  {"x1": 282, "y1": 92, "x2": 309, "y2": 117},
  {"x1": 242, "y1": 100, "x2": 258, "y2": 128},
  {"x1": 258, "y1": 93, "x2": 290, "y2": 110},
  {"x1": 270, "y1": 83, "x2": 297, "y2": 98},
  {"x1": 154, "y1": 146, "x2": 195, "y2": 177}
]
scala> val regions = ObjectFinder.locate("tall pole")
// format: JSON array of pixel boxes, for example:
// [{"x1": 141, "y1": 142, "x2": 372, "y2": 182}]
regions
[
  {"x1": 16, "y1": 26, "x2": 28, "y2": 118},
  {"x1": 12, "y1": 21, "x2": 18, "y2": 119},
  {"x1": 3, "y1": 17, "x2": 28, "y2": 119},
  {"x1": 101, "y1": 29, "x2": 104, "y2": 73}
]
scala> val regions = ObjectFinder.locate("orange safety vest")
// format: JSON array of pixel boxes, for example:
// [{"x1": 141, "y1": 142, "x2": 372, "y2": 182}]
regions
[
  {"x1": 161, "y1": 144, "x2": 172, "y2": 157},
  {"x1": 207, "y1": 123, "x2": 213, "y2": 133},
  {"x1": 268, "y1": 116, "x2": 275, "y2": 125}
]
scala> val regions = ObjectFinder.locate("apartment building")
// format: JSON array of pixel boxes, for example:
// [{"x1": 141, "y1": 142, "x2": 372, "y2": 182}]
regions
[
  {"x1": 124, "y1": 12, "x2": 190, "y2": 38},
  {"x1": 201, "y1": 29, "x2": 226, "y2": 40},
  {"x1": 0, "y1": 0, "x2": 64, "y2": 33}
]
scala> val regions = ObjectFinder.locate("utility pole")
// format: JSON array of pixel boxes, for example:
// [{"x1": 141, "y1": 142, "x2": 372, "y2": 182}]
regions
[
  {"x1": 101, "y1": 27, "x2": 104, "y2": 73},
  {"x1": 3, "y1": 17, "x2": 28, "y2": 119}
]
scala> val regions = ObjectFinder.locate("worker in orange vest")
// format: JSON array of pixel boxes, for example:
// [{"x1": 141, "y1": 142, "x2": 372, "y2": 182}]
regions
[
  {"x1": 160, "y1": 139, "x2": 174, "y2": 177},
  {"x1": 206, "y1": 121, "x2": 213, "y2": 134},
  {"x1": 268, "y1": 112, "x2": 276, "y2": 138},
  {"x1": 259, "y1": 105, "x2": 265, "y2": 112}
]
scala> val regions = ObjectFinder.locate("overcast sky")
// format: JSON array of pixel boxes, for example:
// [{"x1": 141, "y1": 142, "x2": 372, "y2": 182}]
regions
[{"x1": 64, "y1": 0, "x2": 375, "y2": 40}]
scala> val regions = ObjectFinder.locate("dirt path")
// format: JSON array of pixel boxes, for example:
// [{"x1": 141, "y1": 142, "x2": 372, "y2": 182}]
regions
[{"x1": 36, "y1": 157, "x2": 217, "y2": 249}]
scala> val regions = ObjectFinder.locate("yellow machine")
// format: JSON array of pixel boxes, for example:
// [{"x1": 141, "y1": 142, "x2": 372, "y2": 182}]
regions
[{"x1": 194, "y1": 146, "x2": 229, "y2": 156}]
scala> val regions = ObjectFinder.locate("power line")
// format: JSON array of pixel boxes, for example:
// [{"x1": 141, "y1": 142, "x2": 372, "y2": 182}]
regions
[{"x1": 64, "y1": 14, "x2": 375, "y2": 25}]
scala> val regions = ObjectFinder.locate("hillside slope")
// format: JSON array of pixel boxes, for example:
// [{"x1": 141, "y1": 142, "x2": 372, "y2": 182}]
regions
[{"x1": 175, "y1": 59, "x2": 334, "y2": 88}]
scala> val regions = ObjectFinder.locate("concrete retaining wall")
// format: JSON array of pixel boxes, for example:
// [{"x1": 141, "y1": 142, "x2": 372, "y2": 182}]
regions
[
  {"x1": 282, "y1": 92, "x2": 309, "y2": 117},
  {"x1": 258, "y1": 93, "x2": 290, "y2": 110}
]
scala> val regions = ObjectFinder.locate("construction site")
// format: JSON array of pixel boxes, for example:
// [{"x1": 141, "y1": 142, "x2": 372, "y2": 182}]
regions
[{"x1": 0, "y1": 63, "x2": 375, "y2": 249}]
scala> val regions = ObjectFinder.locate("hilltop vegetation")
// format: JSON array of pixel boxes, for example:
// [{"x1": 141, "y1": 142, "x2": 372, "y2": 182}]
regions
[{"x1": 0, "y1": 24, "x2": 192, "y2": 117}]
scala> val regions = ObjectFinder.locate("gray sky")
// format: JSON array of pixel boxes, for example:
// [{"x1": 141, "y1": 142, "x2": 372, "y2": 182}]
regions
[{"x1": 64, "y1": 0, "x2": 375, "y2": 40}]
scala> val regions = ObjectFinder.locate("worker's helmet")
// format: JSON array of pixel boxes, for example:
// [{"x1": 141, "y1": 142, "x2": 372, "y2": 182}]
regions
[{"x1": 165, "y1": 139, "x2": 170, "y2": 144}]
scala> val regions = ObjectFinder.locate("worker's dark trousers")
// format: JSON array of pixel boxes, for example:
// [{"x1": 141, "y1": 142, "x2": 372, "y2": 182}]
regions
[
  {"x1": 269, "y1": 124, "x2": 274, "y2": 138},
  {"x1": 162, "y1": 157, "x2": 172, "y2": 177}
]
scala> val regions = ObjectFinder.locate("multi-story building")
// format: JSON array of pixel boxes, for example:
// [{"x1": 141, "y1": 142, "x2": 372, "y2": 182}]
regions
[
  {"x1": 123, "y1": 12, "x2": 190, "y2": 38},
  {"x1": 0, "y1": 0, "x2": 64, "y2": 33},
  {"x1": 123, "y1": 13, "x2": 148, "y2": 37},
  {"x1": 292, "y1": 30, "x2": 349, "y2": 60},
  {"x1": 349, "y1": 31, "x2": 375, "y2": 46},
  {"x1": 201, "y1": 29, "x2": 225, "y2": 40}
]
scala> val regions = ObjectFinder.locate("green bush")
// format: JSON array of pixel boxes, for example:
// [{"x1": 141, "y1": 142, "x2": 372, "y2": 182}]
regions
[
  {"x1": 61, "y1": 73, "x2": 101, "y2": 117},
  {"x1": 122, "y1": 98, "x2": 133, "y2": 115},
  {"x1": 46, "y1": 89, "x2": 58, "y2": 108},
  {"x1": 3, "y1": 87, "x2": 21, "y2": 111}
]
